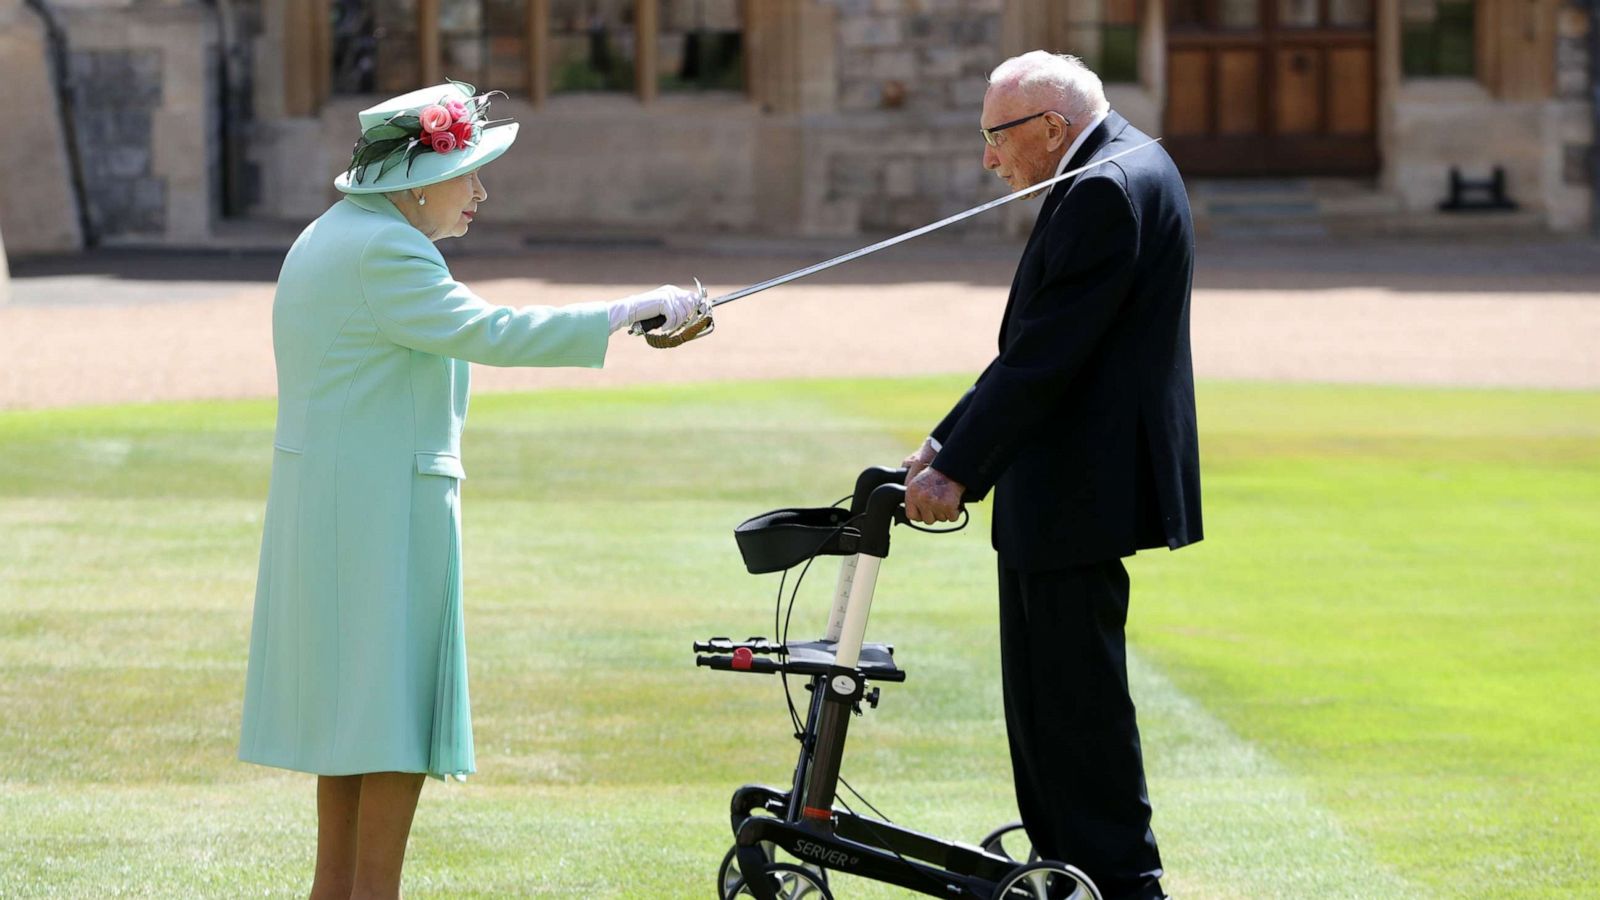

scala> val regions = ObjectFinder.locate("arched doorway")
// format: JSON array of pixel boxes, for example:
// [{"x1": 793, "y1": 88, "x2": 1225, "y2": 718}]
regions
[{"x1": 1164, "y1": 0, "x2": 1378, "y2": 175}]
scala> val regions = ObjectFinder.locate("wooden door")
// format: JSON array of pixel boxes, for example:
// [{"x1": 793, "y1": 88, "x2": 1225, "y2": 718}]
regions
[{"x1": 1165, "y1": 0, "x2": 1378, "y2": 175}]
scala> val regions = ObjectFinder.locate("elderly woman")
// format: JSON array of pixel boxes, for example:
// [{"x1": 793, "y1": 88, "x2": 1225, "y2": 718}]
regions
[{"x1": 237, "y1": 83, "x2": 701, "y2": 900}]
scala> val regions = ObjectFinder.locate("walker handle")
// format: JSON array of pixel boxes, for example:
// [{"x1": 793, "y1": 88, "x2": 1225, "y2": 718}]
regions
[
  {"x1": 857, "y1": 483, "x2": 908, "y2": 558},
  {"x1": 850, "y1": 466, "x2": 908, "y2": 516}
]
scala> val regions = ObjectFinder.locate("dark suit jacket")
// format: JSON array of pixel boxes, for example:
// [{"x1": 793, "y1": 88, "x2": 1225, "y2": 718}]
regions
[{"x1": 931, "y1": 111, "x2": 1203, "y2": 571}]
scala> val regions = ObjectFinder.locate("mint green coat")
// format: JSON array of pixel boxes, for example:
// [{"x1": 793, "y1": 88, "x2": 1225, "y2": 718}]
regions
[{"x1": 239, "y1": 193, "x2": 610, "y2": 779}]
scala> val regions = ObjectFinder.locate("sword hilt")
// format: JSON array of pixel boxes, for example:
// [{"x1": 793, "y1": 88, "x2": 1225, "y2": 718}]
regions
[{"x1": 630, "y1": 277, "x2": 713, "y2": 348}]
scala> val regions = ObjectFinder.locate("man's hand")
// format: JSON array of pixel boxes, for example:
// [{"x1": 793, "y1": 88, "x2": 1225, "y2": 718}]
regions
[
  {"x1": 905, "y1": 467, "x2": 965, "y2": 525},
  {"x1": 902, "y1": 437, "x2": 940, "y2": 483}
]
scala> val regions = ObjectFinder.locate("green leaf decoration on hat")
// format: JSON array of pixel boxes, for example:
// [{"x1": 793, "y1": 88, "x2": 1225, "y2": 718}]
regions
[
  {"x1": 361, "y1": 123, "x2": 411, "y2": 143},
  {"x1": 378, "y1": 139, "x2": 421, "y2": 181},
  {"x1": 402, "y1": 141, "x2": 430, "y2": 176},
  {"x1": 348, "y1": 136, "x2": 409, "y2": 184}
]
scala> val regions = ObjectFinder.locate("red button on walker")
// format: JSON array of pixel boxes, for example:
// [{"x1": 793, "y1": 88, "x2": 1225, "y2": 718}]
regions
[{"x1": 732, "y1": 647, "x2": 754, "y2": 670}]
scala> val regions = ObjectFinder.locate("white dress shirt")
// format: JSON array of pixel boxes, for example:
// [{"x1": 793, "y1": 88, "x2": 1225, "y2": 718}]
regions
[{"x1": 1056, "y1": 109, "x2": 1110, "y2": 177}]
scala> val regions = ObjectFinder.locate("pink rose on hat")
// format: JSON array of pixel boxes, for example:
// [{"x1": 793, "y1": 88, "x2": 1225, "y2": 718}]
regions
[
  {"x1": 429, "y1": 130, "x2": 458, "y2": 154},
  {"x1": 419, "y1": 104, "x2": 453, "y2": 134},
  {"x1": 448, "y1": 120, "x2": 474, "y2": 147},
  {"x1": 444, "y1": 98, "x2": 469, "y2": 123}
]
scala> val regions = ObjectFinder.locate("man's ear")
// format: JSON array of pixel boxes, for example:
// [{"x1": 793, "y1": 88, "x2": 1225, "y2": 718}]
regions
[{"x1": 1046, "y1": 112, "x2": 1070, "y2": 151}]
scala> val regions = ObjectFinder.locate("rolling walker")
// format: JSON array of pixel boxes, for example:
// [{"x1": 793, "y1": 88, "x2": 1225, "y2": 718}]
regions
[{"x1": 693, "y1": 466, "x2": 1103, "y2": 900}]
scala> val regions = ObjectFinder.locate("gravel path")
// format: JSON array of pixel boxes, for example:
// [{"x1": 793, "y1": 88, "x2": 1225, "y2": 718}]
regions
[{"x1": 3, "y1": 234, "x2": 1597, "y2": 411}]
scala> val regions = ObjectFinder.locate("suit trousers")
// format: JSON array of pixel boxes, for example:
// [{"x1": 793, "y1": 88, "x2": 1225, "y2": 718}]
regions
[{"x1": 997, "y1": 557, "x2": 1165, "y2": 900}]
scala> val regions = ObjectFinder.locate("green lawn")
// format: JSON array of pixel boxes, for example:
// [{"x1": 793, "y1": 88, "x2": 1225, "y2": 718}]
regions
[{"x1": 0, "y1": 379, "x2": 1594, "y2": 897}]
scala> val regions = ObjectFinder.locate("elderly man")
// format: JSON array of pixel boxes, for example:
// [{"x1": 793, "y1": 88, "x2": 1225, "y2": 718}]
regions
[{"x1": 902, "y1": 52, "x2": 1202, "y2": 900}]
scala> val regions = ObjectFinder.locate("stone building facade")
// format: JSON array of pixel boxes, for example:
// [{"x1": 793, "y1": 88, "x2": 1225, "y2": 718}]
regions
[{"x1": 0, "y1": 0, "x2": 1594, "y2": 258}]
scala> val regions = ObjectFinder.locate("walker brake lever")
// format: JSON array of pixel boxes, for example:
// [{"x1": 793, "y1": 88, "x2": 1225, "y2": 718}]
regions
[{"x1": 693, "y1": 636, "x2": 782, "y2": 655}]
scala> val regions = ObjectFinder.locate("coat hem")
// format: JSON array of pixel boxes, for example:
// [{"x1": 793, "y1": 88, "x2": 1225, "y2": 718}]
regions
[{"x1": 238, "y1": 751, "x2": 475, "y2": 782}]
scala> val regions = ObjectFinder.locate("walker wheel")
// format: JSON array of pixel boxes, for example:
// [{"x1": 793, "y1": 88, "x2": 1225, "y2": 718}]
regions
[
  {"x1": 726, "y1": 863, "x2": 834, "y2": 900},
  {"x1": 978, "y1": 822, "x2": 1039, "y2": 863},
  {"x1": 991, "y1": 861, "x2": 1102, "y2": 900},
  {"x1": 718, "y1": 844, "x2": 828, "y2": 899}
]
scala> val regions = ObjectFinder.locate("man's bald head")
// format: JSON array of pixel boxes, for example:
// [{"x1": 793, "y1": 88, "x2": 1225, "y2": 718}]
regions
[{"x1": 987, "y1": 51, "x2": 1110, "y2": 125}]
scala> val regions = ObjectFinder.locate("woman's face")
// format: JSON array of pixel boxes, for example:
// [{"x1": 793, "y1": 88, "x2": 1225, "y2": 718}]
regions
[{"x1": 405, "y1": 170, "x2": 488, "y2": 241}]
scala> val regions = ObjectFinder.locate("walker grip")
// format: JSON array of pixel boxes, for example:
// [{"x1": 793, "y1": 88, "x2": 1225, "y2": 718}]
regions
[
  {"x1": 850, "y1": 466, "x2": 908, "y2": 515},
  {"x1": 856, "y1": 483, "x2": 906, "y2": 558}
]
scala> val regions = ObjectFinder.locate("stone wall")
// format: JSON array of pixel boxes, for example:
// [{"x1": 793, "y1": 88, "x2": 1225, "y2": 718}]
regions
[
  {"x1": 809, "y1": 0, "x2": 1017, "y2": 236},
  {"x1": 252, "y1": 92, "x2": 768, "y2": 231},
  {"x1": 833, "y1": 0, "x2": 1001, "y2": 113}
]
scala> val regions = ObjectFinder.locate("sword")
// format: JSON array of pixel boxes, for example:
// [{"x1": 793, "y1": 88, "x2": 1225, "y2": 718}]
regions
[{"x1": 632, "y1": 137, "x2": 1161, "y2": 339}]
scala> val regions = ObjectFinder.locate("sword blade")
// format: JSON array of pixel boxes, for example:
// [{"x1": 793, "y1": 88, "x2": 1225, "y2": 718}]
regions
[{"x1": 708, "y1": 138, "x2": 1160, "y2": 308}]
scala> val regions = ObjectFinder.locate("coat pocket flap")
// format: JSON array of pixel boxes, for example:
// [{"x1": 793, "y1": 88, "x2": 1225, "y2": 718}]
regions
[{"x1": 415, "y1": 452, "x2": 466, "y2": 480}]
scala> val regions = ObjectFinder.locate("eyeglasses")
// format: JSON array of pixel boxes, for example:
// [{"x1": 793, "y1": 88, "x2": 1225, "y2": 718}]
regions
[{"x1": 979, "y1": 111, "x2": 1069, "y2": 147}]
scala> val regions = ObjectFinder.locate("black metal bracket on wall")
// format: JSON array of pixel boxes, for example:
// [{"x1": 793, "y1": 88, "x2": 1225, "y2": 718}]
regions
[
  {"x1": 23, "y1": 0, "x2": 94, "y2": 248},
  {"x1": 1590, "y1": 0, "x2": 1600, "y2": 236},
  {"x1": 1439, "y1": 166, "x2": 1520, "y2": 212}
]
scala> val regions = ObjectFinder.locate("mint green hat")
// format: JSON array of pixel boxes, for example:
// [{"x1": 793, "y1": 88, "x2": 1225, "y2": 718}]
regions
[{"x1": 334, "y1": 81, "x2": 519, "y2": 194}]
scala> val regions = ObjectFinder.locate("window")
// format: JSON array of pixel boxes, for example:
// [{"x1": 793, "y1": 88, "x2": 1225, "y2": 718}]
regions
[
  {"x1": 1327, "y1": 0, "x2": 1375, "y2": 26},
  {"x1": 658, "y1": 0, "x2": 743, "y2": 92},
  {"x1": 1051, "y1": 0, "x2": 1140, "y2": 84},
  {"x1": 1281, "y1": 0, "x2": 1374, "y2": 27},
  {"x1": 331, "y1": 0, "x2": 377, "y2": 94},
  {"x1": 1098, "y1": 0, "x2": 1139, "y2": 83},
  {"x1": 327, "y1": 0, "x2": 743, "y2": 101},
  {"x1": 1173, "y1": 0, "x2": 1372, "y2": 31},
  {"x1": 549, "y1": 0, "x2": 636, "y2": 92},
  {"x1": 332, "y1": 0, "x2": 422, "y2": 94},
  {"x1": 429, "y1": 0, "x2": 532, "y2": 91},
  {"x1": 1401, "y1": 0, "x2": 1475, "y2": 78},
  {"x1": 1218, "y1": 0, "x2": 1259, "y2": 29}
]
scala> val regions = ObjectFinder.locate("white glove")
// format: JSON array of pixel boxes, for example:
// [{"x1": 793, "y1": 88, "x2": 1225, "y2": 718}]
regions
[{"x1": 607, "y1": 285, "x2": 700, "y2": 334}]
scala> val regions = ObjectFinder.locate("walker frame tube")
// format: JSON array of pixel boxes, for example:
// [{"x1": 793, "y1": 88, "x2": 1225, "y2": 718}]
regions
[
  {"x1": 791, "y1": 482, "x2": 901, "y2": 826},
  {"x1": 830, "y1": 555, "x2": 880, "y2": 671},
  {"x1": 824, "y1": 555, "x2": 857, "y2": 641}
]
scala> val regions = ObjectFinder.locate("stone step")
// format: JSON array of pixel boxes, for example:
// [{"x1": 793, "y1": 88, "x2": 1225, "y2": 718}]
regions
[
  {"x1": 1202, "y1": 218, "x2": 1331, "y2": 239},
  {"x1": 1202, "y1": 199, "x2": 1322, "y2": 218},
  {"x1": 1195, "y1": 208, "x2": 1546, "y2": 239},
  {"x1": 1187, "y1": 176, "x2": 1542, "y2": 238},
  {"x1": 1189, "y1": 177, "x2": 1320, "y2": 197},
  {"x1": 1342, "y1": 208, "x2": 1548, "y2": 237}
]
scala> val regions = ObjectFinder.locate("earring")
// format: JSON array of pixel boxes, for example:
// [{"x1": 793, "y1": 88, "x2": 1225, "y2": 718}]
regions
[{"x1": 418, "y1": 194, "x2": 427, "y2": 206}]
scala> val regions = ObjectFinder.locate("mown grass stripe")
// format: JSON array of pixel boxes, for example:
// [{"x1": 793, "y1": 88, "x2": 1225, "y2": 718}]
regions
[{"x1": 1, "y1": 377, "x2": 1594, "y2": 896}]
